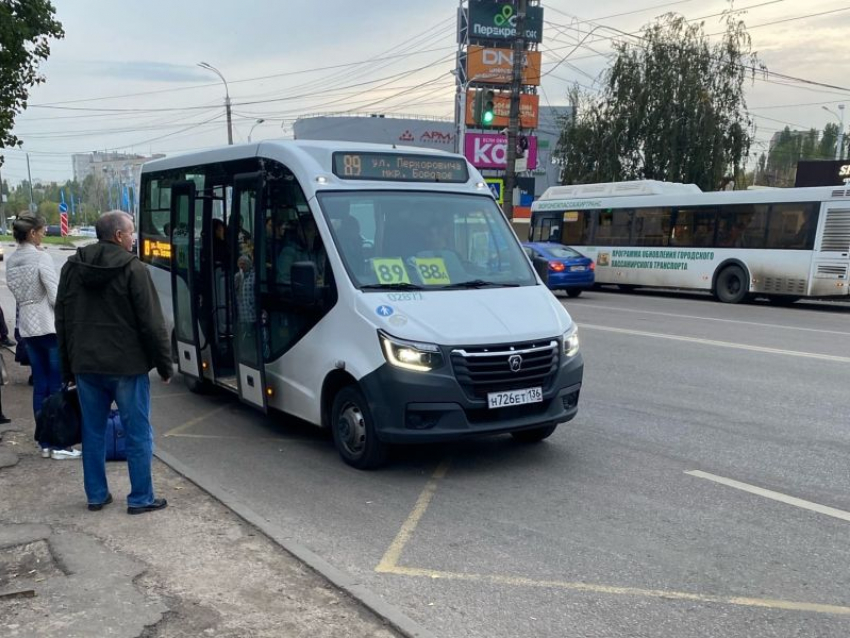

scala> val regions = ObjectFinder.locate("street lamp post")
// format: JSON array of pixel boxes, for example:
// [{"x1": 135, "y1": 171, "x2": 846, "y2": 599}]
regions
[
  {"x1": 198, "y1": 61, "x2": 233, "y2": 145},
  {"x1": 452, "y1": 71, "x2": 490, "y2": 154},
  {"x1": 248, "y1": 118, "x2": 265, "y2": 142},
  {"x1": 822, "y1": 104, "x2": 846, "y2": 160}
]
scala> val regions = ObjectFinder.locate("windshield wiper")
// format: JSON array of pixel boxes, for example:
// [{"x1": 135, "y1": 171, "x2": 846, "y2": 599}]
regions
[
  {"x1": 439, "y1": 280, "x2": 520, "y2": 289},
  {"x1": 360, "y1": 282, "x2": 425, "y2": 291}
]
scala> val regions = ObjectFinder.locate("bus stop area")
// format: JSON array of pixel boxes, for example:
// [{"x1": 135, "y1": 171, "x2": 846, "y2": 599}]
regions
[{"x1": 0, "y1": 363, "x2": 405, "y2": 638}]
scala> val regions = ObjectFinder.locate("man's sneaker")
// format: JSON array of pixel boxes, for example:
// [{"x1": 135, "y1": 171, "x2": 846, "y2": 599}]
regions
[
  {"x1": 51, "y1": 449, "x2": 82, "y2": 460},
  {"x1": 0, "y1": 337, "x2": 15, "y2": 347},
  {"x1": 41, "y1": 448, "x2": 51, "y2": 459},
  {"x1": 127, "y1": 498, "x2": 168, "y2": 515}
]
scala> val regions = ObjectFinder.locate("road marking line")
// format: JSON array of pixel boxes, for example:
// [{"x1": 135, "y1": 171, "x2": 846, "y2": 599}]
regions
[
  {"x1": 379, "y1": 565, "x2": 850, "y2": 615},
  {"x1": 685, "y1": 470, "x2": 850, "y2": 523},
  {"x1": 573, "y1": 303, "x2": 850, "y2": 337},
  {"x1": 579, "y1": 325, "x2": 850, "y2": 363},
  {"x1": 375, "y1": 459, "x2": 451, "y2": 573},
  {"x1": 162, "y1": 406, "x2": 229, "y2": 438}
]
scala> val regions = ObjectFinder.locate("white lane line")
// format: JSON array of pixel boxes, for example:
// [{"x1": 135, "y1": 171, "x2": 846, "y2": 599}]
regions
[
  {"x1": 686, "y1": 470, "x2": 850, "y2": 523},
  {"x1": 579, "y1": 324, "x2": 850, "y2": 363},
  {"x1": 571, "y1": 303, "x2": 850, "y2": 337}
]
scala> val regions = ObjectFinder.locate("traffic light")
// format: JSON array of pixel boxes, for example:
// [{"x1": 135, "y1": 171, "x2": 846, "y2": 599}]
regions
[
  {"x1": 472, "y1": 90, "x2": 484, "y2": 124},
  {"x1": 481, "y1": 89, "x2": 495, "y2": 126}
]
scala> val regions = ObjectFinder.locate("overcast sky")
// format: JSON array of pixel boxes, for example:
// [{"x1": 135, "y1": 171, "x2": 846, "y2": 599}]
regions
[{"x1": 3, "y1": 0, "x2": 848, "y2": 184}]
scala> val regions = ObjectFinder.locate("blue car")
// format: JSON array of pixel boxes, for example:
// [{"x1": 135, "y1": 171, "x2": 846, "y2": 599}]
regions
[{"x1": 523, "y1": 242, "x2": 595, "y2": 297}]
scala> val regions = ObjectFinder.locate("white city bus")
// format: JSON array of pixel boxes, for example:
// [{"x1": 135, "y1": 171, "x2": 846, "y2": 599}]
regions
[
  {"x1": 529, "y1": 180, "x2": 850, "y2": 303},
  {"x1": 139, "y1": 141, "x2": 583, "y2": 468}
]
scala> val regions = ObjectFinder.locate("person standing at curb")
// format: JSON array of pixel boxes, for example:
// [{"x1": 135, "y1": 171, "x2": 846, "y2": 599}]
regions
[
  {"x1": 56, "y1": 211, "x2": 173, "y2": 514},
  {"x1": 5, "y1": 215, "x2": 79, "y2": 460}
]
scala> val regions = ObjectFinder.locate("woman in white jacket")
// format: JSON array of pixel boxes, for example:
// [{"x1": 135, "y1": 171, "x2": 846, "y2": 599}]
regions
[{"x1": 6, "y1": 215, "x2": 80, "y2": 460}]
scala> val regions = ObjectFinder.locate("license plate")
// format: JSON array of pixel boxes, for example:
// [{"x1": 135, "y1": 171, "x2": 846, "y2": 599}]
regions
[
  {"x1": 487, "y1": 387, "x2": 543, "y2": 409},
  {"x1": 570, "y1": 265, "x2": 586, "y2": 271}
]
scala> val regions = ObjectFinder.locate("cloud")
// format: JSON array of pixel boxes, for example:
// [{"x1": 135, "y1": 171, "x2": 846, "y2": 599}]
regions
[{"x1": 72, "y1": 60, "x2": 211, "y2": 83}]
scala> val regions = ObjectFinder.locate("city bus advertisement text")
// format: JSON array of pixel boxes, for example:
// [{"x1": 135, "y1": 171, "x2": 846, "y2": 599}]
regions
[{"x1": 599, "y1": 249, "x2": 715, "y2": 271}]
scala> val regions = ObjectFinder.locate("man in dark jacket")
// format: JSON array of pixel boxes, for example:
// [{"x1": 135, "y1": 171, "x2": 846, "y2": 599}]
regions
[{"x1": 56, "y1": 211, "x2": 173, "y2": 514}]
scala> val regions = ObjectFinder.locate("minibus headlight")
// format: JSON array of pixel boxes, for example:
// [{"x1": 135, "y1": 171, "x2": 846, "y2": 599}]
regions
[
  {"x1": 380, "y1": 332, "x2": 444, "y2": 372},
  {"x1": 563, "y1": 324, "x2": 580, "y2": 358}
]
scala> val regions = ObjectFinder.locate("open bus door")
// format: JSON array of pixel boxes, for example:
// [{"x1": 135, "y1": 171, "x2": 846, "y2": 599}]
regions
[
  {"x1": 230, "y1": 172, "x2": 269, "y2": 412},
  {"x1": 169, "y1": 181, "x2": 205, "y2": 382}
]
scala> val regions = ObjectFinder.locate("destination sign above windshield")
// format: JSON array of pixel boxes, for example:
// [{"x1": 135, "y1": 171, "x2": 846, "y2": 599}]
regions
[{"x1": 332, "y1": 152, "x2": 469, "y2": 183}]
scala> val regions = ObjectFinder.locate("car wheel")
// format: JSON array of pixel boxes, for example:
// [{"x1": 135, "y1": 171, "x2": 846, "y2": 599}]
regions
[
  {"x1": 332, "y1": 386, "x2": 388, "y2": 470},
  {"x1": 566, "y1": 289, "x2": 582, "y2": 298},
  {"x1": 714, "y1": 265, "x2": 749, "y2": 304},
  {"x1": 511, "y1": 424, "x2": 558, "y2": 443}
]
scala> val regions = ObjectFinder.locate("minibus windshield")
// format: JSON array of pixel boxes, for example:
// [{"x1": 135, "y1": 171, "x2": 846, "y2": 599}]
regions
[{"x1": 318, "y1": 191, "x2": 537, "y2": 290}]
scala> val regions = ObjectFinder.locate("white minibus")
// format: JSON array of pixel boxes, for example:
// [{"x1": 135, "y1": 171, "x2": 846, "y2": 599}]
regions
[{"x1": 139, "y1": 141, "x2": 583, "y2": 468}]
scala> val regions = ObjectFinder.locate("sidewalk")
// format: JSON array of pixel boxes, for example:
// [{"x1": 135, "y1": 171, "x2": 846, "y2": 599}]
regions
[{"x1": 0, "y1": 358, "x2": 402, "y2": 638}]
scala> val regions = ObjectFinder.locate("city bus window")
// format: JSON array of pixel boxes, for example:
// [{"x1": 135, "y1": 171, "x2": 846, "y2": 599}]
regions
[
  {"x1": 766, "y1": 203, "x2": 818, "y2": 250},
  {"x1": 596, "y1": 209, "x2": 633, "y2": 246},
  {"x1": 671, "y1": 208, "x2": 716, "y2": 247},
  {"x1": 633, "y1": 208, "x2": 673, "y2": 246},
  {"x1": 717, "y1": 205, "x2": 768, "y2": 248},
  {"x1": 561, "y1": 211, "x2": 593, "y2": 245}
]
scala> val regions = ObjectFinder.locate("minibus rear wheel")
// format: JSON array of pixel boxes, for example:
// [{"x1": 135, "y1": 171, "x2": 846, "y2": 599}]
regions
[
  {"x1": 332, "y1": 386, "x2": 388, "y2": 470},
  {"x1": 511, "y1": 423, "x2": 558, "y2": 443}
]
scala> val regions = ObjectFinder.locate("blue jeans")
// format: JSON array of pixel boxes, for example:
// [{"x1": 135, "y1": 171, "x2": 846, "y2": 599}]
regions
[
  {"x1": 26, "y1": 334, "x2": 62, "y2": 448},
  {"x1": 76, "y1": 373, "x2": 156, "y2": 508}
]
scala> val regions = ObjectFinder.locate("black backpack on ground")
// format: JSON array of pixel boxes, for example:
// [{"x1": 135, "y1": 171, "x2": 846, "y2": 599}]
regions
[{"x1": 35, "y1": 385, "x2": 82, "y2": 449}]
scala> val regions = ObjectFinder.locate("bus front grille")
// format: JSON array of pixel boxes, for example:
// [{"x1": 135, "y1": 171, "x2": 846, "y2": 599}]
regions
[{"x1": 451, "y1": 339, "x2": 560, "y2": 400}]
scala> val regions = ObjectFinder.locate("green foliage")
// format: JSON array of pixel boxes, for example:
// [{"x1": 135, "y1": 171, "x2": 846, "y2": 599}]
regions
[
  {"x1": 555, "y1": 10, "x2": 758, "y2": 191},
  {"x1": 0, "y1": 0, "x2": 64, "y2": 165},
  {"x1": 759, "y1": 125, "x2": 847, "y2": 187}
]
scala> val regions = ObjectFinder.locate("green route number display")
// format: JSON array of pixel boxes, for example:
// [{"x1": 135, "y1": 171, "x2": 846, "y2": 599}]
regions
[{"x1": 332, "y1": 152, "x2": 469, "y2": 183}]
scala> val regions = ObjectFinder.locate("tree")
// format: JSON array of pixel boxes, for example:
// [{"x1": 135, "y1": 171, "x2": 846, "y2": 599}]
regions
[
  {"x1": 555, "y1": 10, "x2": 758, "y2": 190},
  {"x1": 0, "y1": 0, "x2": 64, "y2": 165}
]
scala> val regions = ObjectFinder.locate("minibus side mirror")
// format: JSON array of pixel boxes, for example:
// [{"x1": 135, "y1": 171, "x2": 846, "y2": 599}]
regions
[
  {"x1": 291, "y1": 262, "x2": 319, "y2": 304},
  {"x1": 532, "y1": 256, "x2": 550, "y2": 286}
]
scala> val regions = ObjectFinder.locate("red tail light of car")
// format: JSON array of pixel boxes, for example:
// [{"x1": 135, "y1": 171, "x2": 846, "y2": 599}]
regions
[
  {"x1": 590, "y1": 261, "x2": 595, "y2": 271},
  {"x1": 549, "y1": 261, "x2": 566, "y2": 272}
]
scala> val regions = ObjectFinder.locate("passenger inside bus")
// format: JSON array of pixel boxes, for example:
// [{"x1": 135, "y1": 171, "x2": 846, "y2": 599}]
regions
[{"x1": 275, "y1": 212, "x2": 326, "y2": 285}]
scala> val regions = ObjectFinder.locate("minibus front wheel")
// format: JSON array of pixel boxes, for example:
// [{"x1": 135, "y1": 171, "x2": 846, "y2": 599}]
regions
[{"x1": 331, "y1": 386, "x2": 388, "y2": 470}]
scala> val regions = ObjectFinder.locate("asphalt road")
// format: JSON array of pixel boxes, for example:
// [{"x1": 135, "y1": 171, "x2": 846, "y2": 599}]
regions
[{"x1": 4, "y1": 245, "x2": 849, "y2": 638}]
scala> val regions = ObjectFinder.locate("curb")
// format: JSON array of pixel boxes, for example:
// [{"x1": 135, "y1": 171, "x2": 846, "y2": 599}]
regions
[{"x1": 154, "y1": 449, "x2": 438, "y2": 638}]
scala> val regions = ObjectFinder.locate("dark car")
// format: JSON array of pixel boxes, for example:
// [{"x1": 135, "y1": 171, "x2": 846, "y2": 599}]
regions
[
  {"x1": 523, "y1": 242, "x2": 595, "y2": 297},
  {"x1": 45, "y1": 224, "x2": 62, "y2": 237}
]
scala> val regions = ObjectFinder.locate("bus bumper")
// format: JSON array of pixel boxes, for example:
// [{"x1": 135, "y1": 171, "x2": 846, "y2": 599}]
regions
[{"x1": 359, "y1": 353, "x2": 584, "y2": 444}]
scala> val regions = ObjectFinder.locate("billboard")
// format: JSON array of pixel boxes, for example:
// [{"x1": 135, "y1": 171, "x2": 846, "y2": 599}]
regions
[
  {"x1": 464, "y1": 133, "x2": 537, "y2": 170},
  {"x1": 293, "y1": 116, "x2": 456, "y2": 151},
  {"x1": 466, "y1": 46, "x2": 541, "y2": 86},
  {"x1": 466, "y1": 91, "x2": 539, "y2": 128},
  {"x1": 795, "y1": 160, "x2": 850, "y2": 187},
  {"x1": 468, "y1": 1, "x2": 544, "y2": 43}
]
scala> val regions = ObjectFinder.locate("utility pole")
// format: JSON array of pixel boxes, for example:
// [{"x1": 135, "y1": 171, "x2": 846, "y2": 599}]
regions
[{"x1": 503, "y1": 0, "x2": 527, "y2": 220}]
